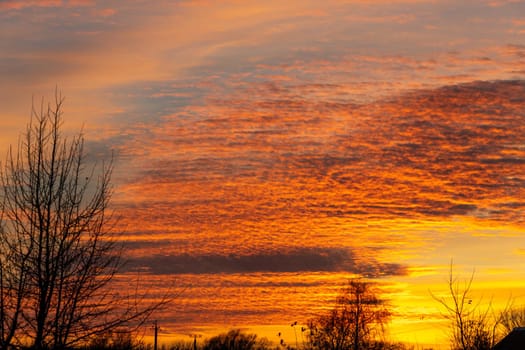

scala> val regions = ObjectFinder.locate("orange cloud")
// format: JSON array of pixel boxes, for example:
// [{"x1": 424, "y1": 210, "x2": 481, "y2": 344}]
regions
[
  {"x1": 2, "y1": 1, "x2": 525, "y2": 343},
  {"x1": 93, "y1": 8, "x2": 117, "y2": 17},
  {"x1": 487, "y1": 0, "x2": 522, "y2": 7},
  {"x1": 0, "y1": 0, "x2": 60, "y2": 10},
  {"x1": 0, "y1": 0, "x2": 95, "y2": 10},
  {"x1": 109, "y1": 79, "x2": 525, "y2": 277}
]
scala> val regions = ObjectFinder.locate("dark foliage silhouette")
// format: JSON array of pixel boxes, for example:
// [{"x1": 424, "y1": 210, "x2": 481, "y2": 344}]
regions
[{"x1": 202, "y1": 329, "x2": 272, "y2": 350}]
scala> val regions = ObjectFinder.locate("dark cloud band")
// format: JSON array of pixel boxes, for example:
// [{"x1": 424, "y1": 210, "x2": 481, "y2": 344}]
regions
[{"x1": 123, "y1": 247, "x2": 407, "y2": 277}]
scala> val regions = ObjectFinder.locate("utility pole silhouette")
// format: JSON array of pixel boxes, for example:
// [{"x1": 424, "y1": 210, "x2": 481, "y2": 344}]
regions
[
  {"x1": 189, "y1": 333, "x2": 202, "y2": 350},
  {"x1": 153, "y1": 320, "x2": 158, "y2": 350}
]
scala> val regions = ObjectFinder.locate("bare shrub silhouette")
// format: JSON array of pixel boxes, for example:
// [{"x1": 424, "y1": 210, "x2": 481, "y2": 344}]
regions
[{"x1": 499, "y1": 305, "x2": 525, "y2": 335}]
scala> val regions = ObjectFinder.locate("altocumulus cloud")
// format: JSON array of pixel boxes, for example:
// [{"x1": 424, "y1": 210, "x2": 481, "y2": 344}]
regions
[
  {"x1": 103, "y1": 79, "x2": 525, "y2": 282},
  {"x1": 114, "y1": 80, "x2": 525, "y2": 224}
]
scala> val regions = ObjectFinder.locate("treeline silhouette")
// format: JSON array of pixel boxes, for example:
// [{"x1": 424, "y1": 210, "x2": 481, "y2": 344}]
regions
[
  {"x1": 77, "y1": 279, "x2": 412, "y2": 350},
  {"x1": 80, "y1": 274, "x2": 525, "y2": 350}
]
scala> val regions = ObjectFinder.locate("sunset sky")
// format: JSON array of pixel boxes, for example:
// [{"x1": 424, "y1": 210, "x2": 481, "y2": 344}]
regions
[{"x1": 1, "y1": 0, "x2": 525, "y2": 348}]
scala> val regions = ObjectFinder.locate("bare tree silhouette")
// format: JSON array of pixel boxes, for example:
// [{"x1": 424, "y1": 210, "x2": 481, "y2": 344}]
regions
[
  {"x1": 0, "y1": 92, "x2": 164, "y2": 350},
  {"x1": 431, "y1": 263, "x2": 499, "y2": 350},
  {"x1": 308, "y1": 279, "x2": 390, "y2": 350}
]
